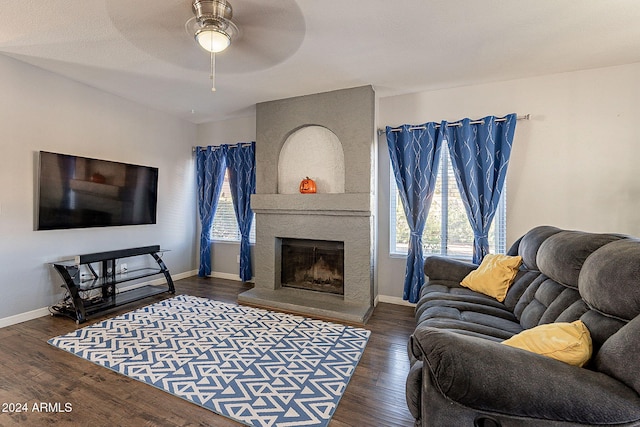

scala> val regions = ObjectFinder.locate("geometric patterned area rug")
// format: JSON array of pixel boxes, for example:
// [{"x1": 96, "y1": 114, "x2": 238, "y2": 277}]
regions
[{"x1": 48, "y1": 295, "x2": 371, "y2": 427}]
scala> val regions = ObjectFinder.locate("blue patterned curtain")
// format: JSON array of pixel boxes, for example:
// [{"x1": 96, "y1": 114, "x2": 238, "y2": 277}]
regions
[
  {"x1": 441, "y1": 114, "x2": 517, "y2": 263},
  {"x1": 387, "y1": 123, "x2": 443, "y2": 303},
  {"x1": 195, "y1": 145, "x2": 227, "y2": 277},
  {"x1": 226, "y1": 142, "x2": 256, "y2": 282}
]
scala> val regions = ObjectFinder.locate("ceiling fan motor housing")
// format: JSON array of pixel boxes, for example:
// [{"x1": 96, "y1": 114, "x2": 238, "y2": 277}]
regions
[{"x1": 193, "y1": 0, "x2": 233, "y2": 28}]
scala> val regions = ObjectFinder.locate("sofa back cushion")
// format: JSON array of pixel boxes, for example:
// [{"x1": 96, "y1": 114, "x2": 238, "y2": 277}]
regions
[
  {"x1": 513, "y1": 276, "x2": 586, "y2": 329},
  {"x1": 595, "y1": 315, "x2": 640, "y2": 395},
  {"x1": 537, "y1": 231, "x2": 624, "y2": 290},
  {"x1": 510, "y1": 228, "x2": 625, "y2": 331},
  {"x1": 502, "y1": 226, "x2": 562, "y2": 312},
  {"x1": 516, "y1": 225, "x2": 562, "y2": 270},
  {"x1": 579, "y1": 239, "x2": 640, "y2": 321},
  {"x1": 579, "y1": 238, "x2": 640, "y2": 359}
]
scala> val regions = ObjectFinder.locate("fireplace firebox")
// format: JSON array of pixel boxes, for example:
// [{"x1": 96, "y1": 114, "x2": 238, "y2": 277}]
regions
[{"x1": 280, "y1": 238, "x2": 344, "y2": 295}]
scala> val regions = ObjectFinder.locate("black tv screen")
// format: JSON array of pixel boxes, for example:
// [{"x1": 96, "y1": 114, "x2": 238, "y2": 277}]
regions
[{"x1": 37, "y1": 151, "x2": 158, "y2": 230}]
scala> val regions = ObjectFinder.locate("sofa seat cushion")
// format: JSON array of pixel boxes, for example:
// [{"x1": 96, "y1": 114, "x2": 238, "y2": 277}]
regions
[
  {"x1": 417, "y1": 305, "x2": 522, "y2": 341},
  {"x1": 417, "y1": 282, "x2": 513, "y2": 316},
  {"x1": 416, "y1": 278, "x2": 524, "y2": 341},
  {"x1": 417, "y1": 297, "x2": 518, "y2": 322}
]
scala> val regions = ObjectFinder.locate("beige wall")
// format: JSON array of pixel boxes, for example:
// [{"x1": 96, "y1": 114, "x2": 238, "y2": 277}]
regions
[
  {"x1": 194, "y1": 62, "x2": 640, "y2": 301},
  {"x1": 7, "y1": 54, "x2": 634, "y2": 317},
  {"x1": 0, "y1": 55, "x2": 198, "y2": 324},
  {"x1": 377, "y1": 62, "x2": 640, "y2": 299}
]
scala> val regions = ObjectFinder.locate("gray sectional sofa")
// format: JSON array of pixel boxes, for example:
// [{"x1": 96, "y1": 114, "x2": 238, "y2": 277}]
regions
[{"x1": 406, "y1": 226, "x2": 640, "y2": 426}]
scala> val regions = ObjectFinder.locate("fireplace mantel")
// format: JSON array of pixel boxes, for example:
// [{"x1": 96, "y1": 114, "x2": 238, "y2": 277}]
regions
[{"x1": 251, "y1": 193, "x2": 371, "y2": 216}]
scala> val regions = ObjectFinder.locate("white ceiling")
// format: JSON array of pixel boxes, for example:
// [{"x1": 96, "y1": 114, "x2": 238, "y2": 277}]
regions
[{"x1": 2, "y1": 0, "x2": 639, "y2": 124}]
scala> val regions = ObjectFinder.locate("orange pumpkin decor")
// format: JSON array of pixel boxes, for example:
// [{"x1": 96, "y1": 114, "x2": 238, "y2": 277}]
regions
[
  {"x1": 299, "y1": 177, "x2": 317, "y2": 194},
  {"x1": 90, "y1": 173, "x2": 106, "y2": 184}
]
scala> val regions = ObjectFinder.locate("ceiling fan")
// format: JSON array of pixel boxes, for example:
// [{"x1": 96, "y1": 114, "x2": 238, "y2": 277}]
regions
[
  {"x1": 105, "y1": 0, "x2": 306, "y2": 92},
  {"x1": 185, "y1": 0, "x2": 240, "y2": 91}
]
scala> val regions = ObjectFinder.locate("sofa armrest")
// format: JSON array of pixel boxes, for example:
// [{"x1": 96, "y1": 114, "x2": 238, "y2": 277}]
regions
[
  {"x1": 423, "y1": 256, "x2": 477, "y2": 283},
  {"x1": 411, "y1": 326, "x2": 640, "y2": 424}
]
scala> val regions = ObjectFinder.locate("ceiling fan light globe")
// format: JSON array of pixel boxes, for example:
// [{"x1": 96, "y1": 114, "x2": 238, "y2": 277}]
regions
[{"x1": 195, "y1": 28, "x2": 231, "y2": 53}]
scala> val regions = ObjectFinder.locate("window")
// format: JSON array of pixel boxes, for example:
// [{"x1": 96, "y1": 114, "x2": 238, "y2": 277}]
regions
[
  {"x1": 211, "y1": 170, "x2": 256, "y2": 243},
  {"x1": 390, "y1": 144, "x2": 506, "y2": 259}
]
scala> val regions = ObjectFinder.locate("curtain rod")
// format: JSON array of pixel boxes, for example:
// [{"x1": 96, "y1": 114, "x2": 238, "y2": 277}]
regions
[
  {"x1": 378, "y1": 114, "x2": 530, "y2": 136},
  {"x1": 192, "y1": 142, "x2": 253, "y2": 153}
]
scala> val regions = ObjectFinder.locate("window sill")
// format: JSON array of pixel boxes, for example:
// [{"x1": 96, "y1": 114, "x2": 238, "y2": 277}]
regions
[
  {"x1": 389, "y1": 251, "x2": 472, "y2": 263},
  {"x1": 211, "y1": 240, "x2": 256, "y2": 245},
  {"x1": 389, "y1": 252, "x2": 408, "y2": 259}
]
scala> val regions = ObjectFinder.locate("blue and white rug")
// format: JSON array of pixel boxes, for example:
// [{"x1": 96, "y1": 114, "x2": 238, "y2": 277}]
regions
[{"x1": 48, "y1": 295, "x2": 370, "y2": 427}]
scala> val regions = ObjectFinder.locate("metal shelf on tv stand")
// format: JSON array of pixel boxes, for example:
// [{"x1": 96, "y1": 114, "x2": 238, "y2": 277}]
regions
[{"x1": 50, "y1": 245, "x2": 175, "y2": 324}]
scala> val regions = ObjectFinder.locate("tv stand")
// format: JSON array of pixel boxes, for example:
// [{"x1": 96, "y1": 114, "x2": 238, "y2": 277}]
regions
[{"x1": 50, "y1": 245, "x2": 175, "y2": 323}]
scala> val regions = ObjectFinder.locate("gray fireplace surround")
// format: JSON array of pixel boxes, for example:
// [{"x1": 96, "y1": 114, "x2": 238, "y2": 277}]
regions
[{"x1": 238, "y1": 86, "x2": 376, "y2": 324}]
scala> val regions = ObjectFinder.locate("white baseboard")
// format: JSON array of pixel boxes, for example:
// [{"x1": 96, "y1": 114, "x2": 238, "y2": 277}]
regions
[
  {"x1": 0, "y1": 270, "x2": 199, "y2": 329},
  {"x1": 174, "y1": 270, "x2": 199, "y2": 281},
  {"x1": 376, "y1": 295, "x2": 416, "y2": 307},
  {"x1": 0, "y1": 307, "x2": 52, "y2": 329},
  {"x1": 1, "y1": 272, "x2": 411, "y2": 329},
  {"x1": 208, "y1": 271, "x2": 255, "y2": 283}
]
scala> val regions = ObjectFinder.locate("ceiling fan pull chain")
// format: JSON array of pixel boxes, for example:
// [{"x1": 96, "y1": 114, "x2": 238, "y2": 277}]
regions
[{"x1": 211, "y1": 52, "x2": 216, "y2": 92}]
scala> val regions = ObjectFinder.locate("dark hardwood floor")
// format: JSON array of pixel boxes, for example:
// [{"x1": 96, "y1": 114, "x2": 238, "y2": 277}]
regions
[{"x1": 0, "y1": 277, "x2": 416, "y2": 426}]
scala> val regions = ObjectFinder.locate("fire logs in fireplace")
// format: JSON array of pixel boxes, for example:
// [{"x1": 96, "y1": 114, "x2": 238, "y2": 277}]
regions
[{"x1": 280, "y1": 238, "x2": 344, "y2": 295}]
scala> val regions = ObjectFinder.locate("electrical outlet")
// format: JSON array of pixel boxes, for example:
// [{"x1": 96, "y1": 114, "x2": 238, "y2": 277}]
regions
[
  {"x1": 120, "y1": 263, "x2": 128, "y2": 273},
  {"x1": 236, "y1": 255, "x2": 240, "y2": 263}
]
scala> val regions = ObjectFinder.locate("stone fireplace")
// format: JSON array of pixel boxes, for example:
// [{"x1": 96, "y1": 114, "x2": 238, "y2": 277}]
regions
[{"x1": 238, "y1": 86, "x2": 376, "y2": 324}]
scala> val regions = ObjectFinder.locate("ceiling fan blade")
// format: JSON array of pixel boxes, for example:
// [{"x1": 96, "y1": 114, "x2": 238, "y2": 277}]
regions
[
  {"x1": 106, "y1": 0, "x2": 208, "y2": 69},
  {"x1": 219, "y1": 28, "x2": 304, "y2": 73},
  {"x1": 105, "y1": 0, "x2": 305, "y2": 73},
  {"x1": 220, "y1": 0, "x2": 305, "y2": 72},
  {"x1": 231, "y1": 1, "x2": 301, "y2": 28}
]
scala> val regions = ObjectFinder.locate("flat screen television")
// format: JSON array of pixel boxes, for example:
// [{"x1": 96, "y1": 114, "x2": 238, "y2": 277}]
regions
[{"x1": 36, "y1": 151, "x2": 158, "y2": 230}]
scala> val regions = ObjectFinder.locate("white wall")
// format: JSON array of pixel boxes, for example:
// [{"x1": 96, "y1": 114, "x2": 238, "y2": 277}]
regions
[
  {"x1": 377, "y1": 62, "x2": 640, "y2": 299},
  {"x1": 192, "y1": 63, "x2": 640, "y2": 301},
  {"x1": 196, "y1": 116, "x2": 256, "y2": 279},
  {"x1": 15, "y1": 56, "x2": 631, "y2": 313},
  {"x1": 0, "y1": 55, "x2": 198, "y2": 324}
]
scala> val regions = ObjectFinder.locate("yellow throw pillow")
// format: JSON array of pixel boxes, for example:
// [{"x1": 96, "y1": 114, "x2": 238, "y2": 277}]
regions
[
  {"x1": 502, "y1": 320, "x2": 593, "y2": 367},
  {"x1": 460, "y1": 254, "x2": 522, "y2": 302}
]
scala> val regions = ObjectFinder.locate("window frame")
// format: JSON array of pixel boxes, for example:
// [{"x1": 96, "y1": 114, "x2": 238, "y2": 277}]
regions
[
  {"x1": 389, "y1": 146, "x2": 507, "y2": 260},
  {"x1": 210, "y1": 169, "x2": 256, "y2": 244}
]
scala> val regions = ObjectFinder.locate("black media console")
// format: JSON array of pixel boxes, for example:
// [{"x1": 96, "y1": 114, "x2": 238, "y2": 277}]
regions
[{"x1": 50, "y1": 245, "x2": 175, "y2": 323}]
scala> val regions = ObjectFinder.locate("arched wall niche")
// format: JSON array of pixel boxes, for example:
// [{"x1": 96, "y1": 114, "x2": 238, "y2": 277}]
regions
[{"x1": 277, "y1": 125, "x2": 345, "y2": 194}]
